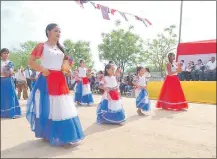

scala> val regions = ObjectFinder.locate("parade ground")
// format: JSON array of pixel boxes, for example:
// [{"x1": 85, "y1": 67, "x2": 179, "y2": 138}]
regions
[{"x1": 1, "y1": 94, "x2": 216, "y2": 158}]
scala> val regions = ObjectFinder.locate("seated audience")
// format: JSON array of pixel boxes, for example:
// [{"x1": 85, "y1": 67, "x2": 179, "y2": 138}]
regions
[
  {"x1": 191, "y1": 59, "x2": 205, "y2": 81},
  {"x1": 204, "y1": 57, "x2": 216, "y2": 81}
]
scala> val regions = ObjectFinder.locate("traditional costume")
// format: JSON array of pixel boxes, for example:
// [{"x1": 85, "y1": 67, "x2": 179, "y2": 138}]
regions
[
  {"x1": 156, "y1": 62, "x2": 188, "y2": 110},
  {"x1": 97, "y1": 76, "x2": 126, "y2": 124},
  {"x1": 1, "y1": 60, "x2": 21, "y2": 118},
  {"x1": 74, "y1": 67, "x2": 94, "y2": 105},
  {"x1": 26, "y1": 43, "x2": 84, "y2": 146},
  {"x1": 134, "y1": 75, "x2": 151, "y2": 112}
]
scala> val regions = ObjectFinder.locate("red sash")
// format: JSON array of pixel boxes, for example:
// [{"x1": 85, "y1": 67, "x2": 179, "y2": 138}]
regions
[
  {"x1": 108, "y1": 90, "x2": 120, "y2": 100},
  {"x1": 82, "y1": 77, "x2": 89, "y2": 85}
]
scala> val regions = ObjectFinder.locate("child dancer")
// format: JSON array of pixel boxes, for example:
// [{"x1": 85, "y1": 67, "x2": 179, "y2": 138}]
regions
[
  {"x1": 74, "y1": 60, "x2": 94, "y2": 106},
  {"x1": 132, "y1": 66, "x2": 151, "y2": 116},
  {"x1": 1, "y1": 48, "x2": 21, "y2": 119},
  {"x1": 96, "y1": 64, "x2": 126, "y2": 125}
]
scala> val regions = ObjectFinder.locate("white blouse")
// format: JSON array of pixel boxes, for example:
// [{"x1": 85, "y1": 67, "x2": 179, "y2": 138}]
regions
[
  {"x1": 78, "y1": 67, "x2": 87, "y2": 78},
  {"x1": 102, "y1": 76, "x2": 118, "y2": 88},
  {"x1": 1, "y1": 60, "x2": 9, "y2": 77},
  {"x1": 135, "y1": 75, "x2": 147, "y2": 87},
  {"x1": 40, "y1": 44, "x2": 64, "y2": 71}
]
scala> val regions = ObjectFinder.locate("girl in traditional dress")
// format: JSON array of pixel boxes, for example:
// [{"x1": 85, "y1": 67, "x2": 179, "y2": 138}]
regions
[
  {"x1": 74, "y1": 60, "x2": 94, "y2": 106},
  {"x1": 1, "y1": 48, "x2": 21, "y2": 119},
  {"x1": 156, "y1": 52, "x2": 188, "y2": 111},
  {"x1": 132, "y1": 66, "x2": 151, "y2": 116},
  {"x1": 26, "y1": 23, "x2": 84, "y2": 146},
  {"x1": 96, "y1": 64, "x2": 126, "y2": 125}
]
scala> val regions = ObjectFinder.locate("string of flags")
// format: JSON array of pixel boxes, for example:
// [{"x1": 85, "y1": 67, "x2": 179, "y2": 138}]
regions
[{"x1": 75, "y1": 0, "x2": 152, "y2": 27}]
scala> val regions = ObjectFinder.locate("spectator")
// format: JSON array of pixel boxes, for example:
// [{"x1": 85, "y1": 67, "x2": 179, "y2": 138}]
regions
[
  {"x1": 24, "y1": 65, "x2": 32, "y2": 91},
  {"x1": 90, "y1": 73, "x2": 96, "y2": 91},
  {"x1": 184, "y1": 61, "x2": 194, "y2": 80},
  {"x1": 191, "y1": 59, "x2": 205, "y2": 81},
  {"x1": 144, "y1": 68, "x2": 151, "y2": 84},
  {"x1": 178, "y1": 60, "x2": 186, "y2": 81},
  {"x1": 204, "y1": 57, "x2": 216, "y2": 81},
  {"x1": 16, "y1": 66, "x2": 28, "y2": 100}
]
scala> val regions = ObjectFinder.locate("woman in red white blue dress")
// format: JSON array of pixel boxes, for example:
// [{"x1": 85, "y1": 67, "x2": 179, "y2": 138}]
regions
[
  {"x1": 26, "y1": 23, "x2": 84, "y2": 146},
  {"x1": 97, "y1": 64, "x2": 126, "y2": 125},
  {"x1": 74, "y1": 60, "x2": 94, "y2": 106},
  {"x1": 1, "y1": 48, "x2": 21, "y2": 119},
  {"x1": 156, "y1": 52, "x2": 188, "y2": 111}
]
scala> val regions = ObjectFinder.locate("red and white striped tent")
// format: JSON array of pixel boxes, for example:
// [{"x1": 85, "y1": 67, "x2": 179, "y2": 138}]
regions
[{"x1": 176, "y1": 39, "x2": 216, "y2": 64}]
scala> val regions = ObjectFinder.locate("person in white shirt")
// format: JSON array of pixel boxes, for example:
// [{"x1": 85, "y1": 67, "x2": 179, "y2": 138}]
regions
[
  {"x1": 178, "y1": 60, "x2": 186, "y2": 81},
  {"x1": 191, "y1": 59, "x2": 205, "y2": 81},
  {"x1": 205, "y1": 57, "x2": 216, "y2": 81},
  {"x1": 16, "y1": 66, "x2": 28, "y2": 100},
  {"x1": 24, "y1": 66, "x2": 32, "y2": 91}
]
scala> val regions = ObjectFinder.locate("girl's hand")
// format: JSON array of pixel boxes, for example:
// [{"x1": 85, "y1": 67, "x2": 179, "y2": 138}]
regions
[{"x1": 41, "y1": 67, "x2": 50, "y2": 77}]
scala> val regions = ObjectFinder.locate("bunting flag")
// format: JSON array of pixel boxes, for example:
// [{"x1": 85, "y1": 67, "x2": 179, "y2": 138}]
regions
[
  {"x1": 100, "y1": 5, "x2": 110, "y2": 20},
  {"x1": 135, "y1": 16, "x2": 152, "y2": 27},
  {"x1": 74, "y1": 1, "x2": 152, "y2": 27},
  {"x1": 118, "y1": 11, "x2": 128, "y2": 21},
  {"x1": 75, "y1": 0, "x2": 88, "y2": 8}
]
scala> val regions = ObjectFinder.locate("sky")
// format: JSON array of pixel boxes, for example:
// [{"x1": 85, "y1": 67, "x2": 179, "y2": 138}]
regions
[{"x1": 1, "y1": 1, "x2": 216, "y2": 70}]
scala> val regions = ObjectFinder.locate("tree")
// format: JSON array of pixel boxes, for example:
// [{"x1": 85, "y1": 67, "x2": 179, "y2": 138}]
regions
[
  {"x1": 140, "y1": 25, "x2": 177, "y2": 77},
  {"x1": 98, "y1": 21, "x2": 144, "y2": 78},
  {"x1": 63, "y1": 39, "x2": 93, "y2": 70},
  {"x1": 9, "y1": 41, "x2": 38, "y2": 69}
]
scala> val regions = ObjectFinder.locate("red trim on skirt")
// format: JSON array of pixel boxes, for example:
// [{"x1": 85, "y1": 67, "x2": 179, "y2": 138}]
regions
[
  {"x1": 46, "y1": 70, "x2": 70, "y2": 95},
  {"x1": 156, "y1": 75, "x2": 188, "y2": 111}
]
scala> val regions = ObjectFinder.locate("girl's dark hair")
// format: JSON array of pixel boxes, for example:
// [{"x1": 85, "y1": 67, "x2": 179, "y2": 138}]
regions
[
  {"x1": 0, "y1": 48, "x2": 9, "y2": 54},
  {"x1": 145, "y1": 67, "x2": 150, "y2": 73},
  {"x1": 168, "y1": 52, "x2": 175, "y2": 64},
  {"x1": 104, "y1": 64, "x2": 113, "y2": 76},
  {"x1": 45, "y1": 23, "x2": 65, "y2": 55},
  {"x1": 99, "y1": 70, "x2": 103, "y2": 74},
  {"x1": 80, "y1": 59, "x2": 84, "y2": 64},
  {"x1": 136, "y1": 66, "x2": 144, "y2": 75}
]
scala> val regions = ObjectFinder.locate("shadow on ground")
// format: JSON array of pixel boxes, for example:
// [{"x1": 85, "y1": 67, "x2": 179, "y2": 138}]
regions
[
  {"x1": 1, "y1": 139, "x2": 79, "y2": 158},
  {"x1": 151, "y1": 109, "x2": 187, "y2": 120}
]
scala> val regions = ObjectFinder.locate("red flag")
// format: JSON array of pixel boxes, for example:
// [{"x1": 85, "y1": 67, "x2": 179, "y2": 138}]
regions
[
  {"x1": 75, "y1": 0, "x2": 84, "y2": 8},
  {"x1": 144, "y1": 18, "x2": 152, "y2": 25},
  {"x1": 108, "y1": 8, "x2": 116, "y2": 15}
]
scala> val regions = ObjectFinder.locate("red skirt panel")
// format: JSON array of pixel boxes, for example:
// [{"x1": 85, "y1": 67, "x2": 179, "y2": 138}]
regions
[
  {"x1": 156, "y1": 75, "x2": 188, "y2": 110},
  {"x1": 46, "y1": 70, "x2": 70, "y2": 95}
]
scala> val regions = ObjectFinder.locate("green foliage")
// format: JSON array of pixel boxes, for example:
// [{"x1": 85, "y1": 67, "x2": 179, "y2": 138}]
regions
[
  {"x1": 9, "y1": 41, "x2": 38, "y2": 69},
  {"x1": 98, "y1": 21, "x2": 144, "y2": 77},
  {"x1": 63, "y1": 39, "x2": 93, "y2": 70},
  {"x1": 140, "y1": 25, "x2": 177, "y2": 77}
]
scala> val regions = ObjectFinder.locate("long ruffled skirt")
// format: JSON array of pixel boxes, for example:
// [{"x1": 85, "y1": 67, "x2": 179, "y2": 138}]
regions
[
  {"x1": 156, "y1": 75, "x2": 188, "y2": 110},
  {"x1": 26, "y1": 71, "x2": 85, "y2": 146},
  {"x1": 74, "y1": 81, "x2": 94, "y2": 105},
  {"x1": 1, "y1": 77, "x2": 21, "y2": 118}
]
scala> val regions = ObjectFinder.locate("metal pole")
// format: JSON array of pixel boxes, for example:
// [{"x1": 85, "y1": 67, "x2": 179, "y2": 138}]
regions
[{"x1": 178, "y1": 0, "x2": 183, "y2": 44}]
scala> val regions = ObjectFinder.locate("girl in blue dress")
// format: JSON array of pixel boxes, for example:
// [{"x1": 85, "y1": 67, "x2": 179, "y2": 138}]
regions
[
  {"x1": 1, "y1": 48, "x2": 21, "y2": 119},
  {"x1": 132, "y1": 66, "x2": 151, "y2": 116}
]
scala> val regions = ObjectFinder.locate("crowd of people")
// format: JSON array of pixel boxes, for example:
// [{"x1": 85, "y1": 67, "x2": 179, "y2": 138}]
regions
[
  {"x1": 178, "y1": 57, "x2": 216, "y2": 81},
  {"x1": 66, "y1": 65, "x2": 152, "y2": 97}
]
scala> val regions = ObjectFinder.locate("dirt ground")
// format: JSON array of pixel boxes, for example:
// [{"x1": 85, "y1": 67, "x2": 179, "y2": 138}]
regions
[{"x1": 1, "y1": 95, "x2": 216, "y2": 158}]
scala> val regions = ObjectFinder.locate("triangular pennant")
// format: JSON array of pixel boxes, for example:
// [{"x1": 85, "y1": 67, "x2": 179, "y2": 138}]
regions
[
  {"x1": 119, "y1": 11, "x2": 128, "y2": 21},
  {"x1": 75, "y1": 0, "x2": 84, "y2": 8},
  {"x1": 108, "y1": 8, "x2": 116, "y2": 15},
  {"x1": 90, "y1": 1, "x2": 96, "y2": 8},
  {"x1": 100, "y1": 5, "x2": 110, "y2": 20},
  {"x1": 144, "y1": 18, "x2": 152, "y2": 25}
]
